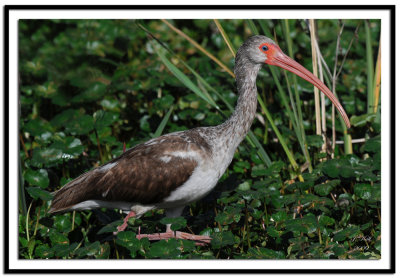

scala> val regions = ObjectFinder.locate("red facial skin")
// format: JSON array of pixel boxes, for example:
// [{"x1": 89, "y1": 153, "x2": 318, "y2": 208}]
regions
[{"x1": 258, "y1": 42, "x2": 351, "y2": 128}]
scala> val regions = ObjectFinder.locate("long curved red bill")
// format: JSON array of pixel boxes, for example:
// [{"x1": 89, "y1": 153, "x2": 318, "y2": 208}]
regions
[{"x1": 267, "y1": 50, "x2": 351, "y2": 128}]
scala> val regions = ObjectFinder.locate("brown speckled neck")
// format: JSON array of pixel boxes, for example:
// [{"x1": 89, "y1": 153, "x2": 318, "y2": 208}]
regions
[{"x1": 214, "y1": 50, "x2": 261, "y2": 152}]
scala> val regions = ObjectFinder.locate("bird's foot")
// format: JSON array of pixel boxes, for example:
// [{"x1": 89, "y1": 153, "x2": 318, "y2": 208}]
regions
[
  {"x1": 136, "y1": 231, "x2": 212, "y2": 246},
  {"x1": 113, "y1": 211, "x2": 136, "y2": 235}
]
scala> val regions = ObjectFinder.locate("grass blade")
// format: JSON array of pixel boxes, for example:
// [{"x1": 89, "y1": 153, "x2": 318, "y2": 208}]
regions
[
  {"x1": 373, "y1": 35, "x2": 381, "y2": 114},
  {"x1": 213, "y1": 19, "x2": 236, "y2": 57},
  {"x1": 161, "y1": 19, "x2": 234, "y2": 78},
  {"x1": 257, "y1": 95, "x2": 298, "y2": 171},
  {"x1": 152, "y1": 105, "x2": 175, "y2": 138},
  {"x1": 152, "y1": 43, "x2": 218, "y2": 108}
]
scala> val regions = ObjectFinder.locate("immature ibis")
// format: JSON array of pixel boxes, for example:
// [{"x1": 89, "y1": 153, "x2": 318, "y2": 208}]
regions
[{"x1": 50, "y1": 35, "x2": 350, "y2": 245}]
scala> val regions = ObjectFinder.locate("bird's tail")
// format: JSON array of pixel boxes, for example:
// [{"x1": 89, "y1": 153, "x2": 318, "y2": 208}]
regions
[{"x1": 49, "y1": 171, "x2": 92, "y2": 214}]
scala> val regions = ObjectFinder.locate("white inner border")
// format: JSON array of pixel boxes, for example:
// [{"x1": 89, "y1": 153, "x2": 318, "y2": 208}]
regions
[{"x1": 6, "y1": 8, "x2": 391, "y2": 271}]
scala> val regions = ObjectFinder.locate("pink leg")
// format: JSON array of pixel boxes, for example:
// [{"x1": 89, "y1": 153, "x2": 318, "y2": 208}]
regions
[
  {"x1": 136, "y1": 227, "x2": 212, "y2": 246},
  {"x1": 113, "y1": 211, "x2": 136, "y2": 235}
]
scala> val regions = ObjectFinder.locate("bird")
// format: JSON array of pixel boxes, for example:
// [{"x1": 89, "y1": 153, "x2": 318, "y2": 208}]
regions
[{"x1": 49, "y1": 35, "x2": 351, "y2": 245}]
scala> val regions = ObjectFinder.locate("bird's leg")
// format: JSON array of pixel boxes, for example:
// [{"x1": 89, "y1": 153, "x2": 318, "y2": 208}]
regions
[
  {"x1": 113, "y1": 211, "x2": 136, "y2": 235},
  {"x1": 136, "y1": 224, "x2": 212, "y2": 246},
  {"x1": 135, "y1": 207, "x2": 211, "y2": 245}
]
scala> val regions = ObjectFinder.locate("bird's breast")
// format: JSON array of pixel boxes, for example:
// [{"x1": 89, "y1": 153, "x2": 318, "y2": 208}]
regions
[{"x1": 160, "y1": 161, "x2": 221, "y2": 208}]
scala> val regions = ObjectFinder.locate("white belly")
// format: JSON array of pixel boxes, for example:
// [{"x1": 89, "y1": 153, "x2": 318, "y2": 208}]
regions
[{"x1": 160, "y1": 165, "x2": 220, "y2": 208}]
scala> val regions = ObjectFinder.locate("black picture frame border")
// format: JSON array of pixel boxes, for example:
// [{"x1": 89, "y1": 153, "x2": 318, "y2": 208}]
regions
[{"x1": 3, "y1": 4, "x2": 395, "y2": 274}]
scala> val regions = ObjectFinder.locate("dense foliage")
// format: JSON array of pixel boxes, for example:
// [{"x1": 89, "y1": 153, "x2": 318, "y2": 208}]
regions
[{"x1": 19, "y1": 19, "x2": 381, "y2": 259}]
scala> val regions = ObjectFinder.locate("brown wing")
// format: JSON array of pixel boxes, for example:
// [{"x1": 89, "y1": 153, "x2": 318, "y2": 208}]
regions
[{"x1": 49, "y1": 130, "x2": 211, "y2": 213}]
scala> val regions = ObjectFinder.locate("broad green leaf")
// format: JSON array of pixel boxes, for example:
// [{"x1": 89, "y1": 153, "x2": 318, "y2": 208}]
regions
[
  {"x1": 314, "y1": 180, "x2": 340, "y2": 196},
  {"x1": 147, "y1": 239, "x2": 181, "y2": 259},
  {"x1": 24, "y1": 169, "x2": 49, "y2": 188},
  {"x1": 31, "y1": 147, "x2": 63, "y2": 167},
  {"x1": 49, "y1": 232, "x2": 69, "y2": 246},
  {"x1": 53, "y1": 214, "x2": 72, "y2": 232},
  {"x1": 237, "y1": 181, "x2": 251, "y2": 191},
  {"x1": 65, "y1": 114, "x2": 94, "y2": 135},
  {"x1": 354, "y1": 183, "x2": 372, "y2": 200},
  {"x1": 306, "y1": 135, "x2": 324, "y2": 148},
  {"x1": 215, "y1": 207, "x2": 242, "y2": 225},
  {"x1": 93, "y1": 110, "x2": 119, "y2": 129},
  {"x1": 25, "y1": 187, "x2": 53, "y2": 201},
  {"x1": 24, "y1": 118, "x2": 53, "y2": 137},
  {"x1": 333, "y1": 226, "x2": 361, "y2": 242},
  {"x1": 364, "y1": 136, "x2": 380, "y2": 153},
  {"x1": 271, "y1": 210, "x2": 287, "y2": 222},
  {"x1": 350, "y1": 113, "x2": 376, "y2": 127},
  {"x1": 116, "y1": 231, "x2": 140, "y2": 251},
  {"x1": 71, "y1": 82, "x2": 107, "y2": 103},
  {"x1": 211, "y1": 231, "x2": 235, "y2": 249},
  {"x1": 35, "y1": 244, "x2": 54, "y2": 258}
]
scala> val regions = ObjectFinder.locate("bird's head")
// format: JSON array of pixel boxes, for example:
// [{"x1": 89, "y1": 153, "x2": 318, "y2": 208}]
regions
[{"x1": 239, "y1": 35, "x2": 351, "y2": 128}]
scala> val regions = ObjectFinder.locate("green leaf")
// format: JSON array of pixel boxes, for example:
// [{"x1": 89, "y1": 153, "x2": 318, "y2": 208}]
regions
[
  {"x1": 97, "y1": 220, "x2": 123, "y2": 235},
  {"x1": 306, "y1": 135, "x2": 324, "y2": 148},
  {"x1": 147, "y1": 239, "x2": 181, "y2": 259},
  {"x1": 100, "y1": 98, "x2": 120, "y2": 111},
  {"x1": 93, "y1": 110, "x2": 119, "y2": 129},
  {"x1": 332, "y1": 245, "x2": 346, "y2": 257},
  {"x1": 35, "y1": 244, "x2": 54, "y2": 258},
  {"x1": 160, "y1": 216, "x2": 187, "y2": 231},
  {"x1": 24, "y1": 118, "x2": 53, "y2": 137},
  {"x1": 364, "y1": 136, "x2": 380, "y2": 153},
  {"x1": 322, "y1": 159, "x2": 341, "y2": 178},
  {"x1": 237, "y1": 181, "x2": 251, "y2": 191},
  {"x1": 76, "y1": 241, "x2": 103, "y2": 258},
  {"x1": 350, "y1": 113, "x2": 376, "y2": 127},
  {"x1": 116, "y1": 231, "x2": 140, "y2": 253},
  {"x1": 267, "y1": 226, "x2": 280, "y2": 238},
  {"x1": 31, "y1": 147, "x2": 63, "y2": 167},
  {"x1": 49, "y1": 232, "x2": 69, "y2": 246},
  {"x1": 215, "y1": 207, "x2": 242, "y2": 225},
  {"x1": 354, "y1": 183, "x2": 372, "y2": 200},
  {"x1": 53, "y1": 242, "x2": 78, "y2": 257},
  {"x1": 246, "y1": 247, "x2": 285, "y2": 259},
  {"x1": 65, "y1": 114, "x2": 94, "y2": 135},
  {"x1": 24, "y1": 169, "x2": 49, "y2": 188},
  {"x1": 211, "y1": 231, "x2": 235, "y2": 249},
  {"x1": 333, "y1": 226, "x2": 361, "y2": 242},
  {"x1": 271, "y1": 211, "x2": 287, "y2": 222},
  {"x1": 51, "y1": 109, "x2": 80, "y2": 128},
  {"x1": 25, "y1": 187, "x2": 53, "y2": 201},
  {"x1": 314, "y1": 180, "x2": 340, "y2": 196},
  {"x1": 53, "y1": 214, "x2": 72, "y2": 232},
  {"x1": 71, "y1": 82, "x2": 107, "y2": 103},
  {"x1": 51, "y1": 136, "x2": 84, "y2": 160},
  {"x1": 318, "y1": 215, "x2": 335, "y2": 227}
]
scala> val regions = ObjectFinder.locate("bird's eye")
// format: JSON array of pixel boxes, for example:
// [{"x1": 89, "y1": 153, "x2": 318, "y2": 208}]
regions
[{"x1": 262, "y1": 45, "x2": 269, "y2": 51}]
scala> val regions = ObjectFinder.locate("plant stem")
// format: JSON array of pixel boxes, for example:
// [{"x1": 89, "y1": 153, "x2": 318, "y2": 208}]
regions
[
  {"x1": 94, "y1": 128, "x2": 104, "y2": 163},
  {"x1": 365, "y1": 20, "x2": 375, "y2": 114},
  {"x1": 26, "y1": 201, "x2": 33, "y2": 242},
  {"x1": 310, "y1": 19, "x2": 322, "y2": 136},
  {"x1": 373, "y1": 36, "x2": 381, "y2": 114}
]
